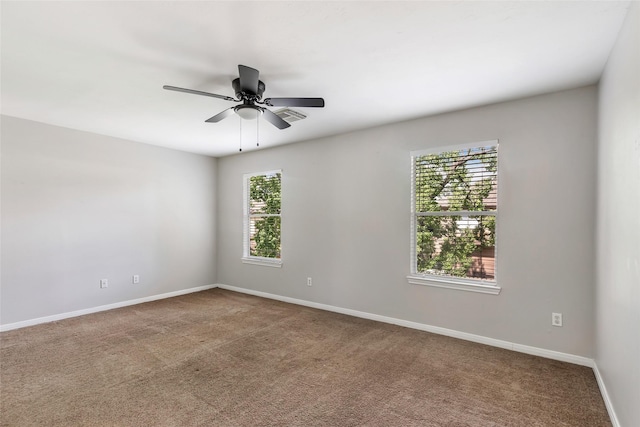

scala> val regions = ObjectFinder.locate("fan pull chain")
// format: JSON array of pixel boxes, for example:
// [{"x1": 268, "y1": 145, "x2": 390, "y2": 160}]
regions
[
  {"x1": 239, "y1": 117, "x2": 242, "y2": 152},
  {"x1": 256, "y1": 114, "x2": 260, "y2": 147}
]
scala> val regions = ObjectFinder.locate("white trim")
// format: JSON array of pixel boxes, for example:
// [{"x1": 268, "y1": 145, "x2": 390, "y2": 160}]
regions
[
  {"x1": 593, "y1": 363, "x2": 621, "y2": 427},
  {"x1": 216, "y1": 284, "x2": 590, "y2": 367},
  {"x1": 511, "y1": 343, "x2": 593, "y2": 367},
  {"x1": 407, "y1": 274, "x2": 500, "y2": 294},
  {"x1": 0, "y1": 284, "x2": 218, "y2": 332},
  {"x1": 241, "y1": 257, "x2": 283, "y2": 268},
  {"x1": 409, "y1": 159, "x2": 417, "y2": 274}
]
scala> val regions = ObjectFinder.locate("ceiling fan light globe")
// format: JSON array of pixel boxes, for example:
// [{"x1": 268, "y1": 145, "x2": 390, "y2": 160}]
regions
[{"x1": 235, "y1": 105, "x2": 262, "y2": 120}]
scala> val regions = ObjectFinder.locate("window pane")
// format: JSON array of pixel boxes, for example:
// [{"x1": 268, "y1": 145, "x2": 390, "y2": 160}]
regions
[
  {"x1": 415, "y1": 146, "x2": 497, "y2": 213},
  {"x1": 249, "y1": 173, "x2": 281, "y2": 214},
  {"x1": 416, "y1": 215, "x2": 495, "y2": 280},
  {"x1": 249, "y1": 216, "x2": 281, "y2": 258}
]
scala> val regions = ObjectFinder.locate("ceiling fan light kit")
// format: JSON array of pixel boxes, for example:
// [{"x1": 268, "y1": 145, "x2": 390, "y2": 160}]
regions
[
  {"x1": 164, "y1": 65, "x2": 324, "y2": 130},
  {"x1": 234, "y1": 104, "x2": 262, "y2": 120}
]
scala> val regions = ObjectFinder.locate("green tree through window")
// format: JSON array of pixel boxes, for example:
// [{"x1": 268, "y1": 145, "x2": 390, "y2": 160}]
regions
[
  {"x1": 247, "y1": 172, "x2": 281, "y2": 259},
  {"x1": 413, "y1": 145, "x2": 498, "y2": 281}
]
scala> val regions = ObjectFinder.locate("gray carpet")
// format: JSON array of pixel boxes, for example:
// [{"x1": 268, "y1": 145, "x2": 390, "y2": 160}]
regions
[{"x1": 1, "y1": 288, "x2": 611, "y2": 426}]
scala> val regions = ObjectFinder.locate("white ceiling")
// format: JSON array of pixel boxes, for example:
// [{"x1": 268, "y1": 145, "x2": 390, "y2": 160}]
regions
[{"x1": 1, "y1": 1, "x2": 631, "y2": 157}]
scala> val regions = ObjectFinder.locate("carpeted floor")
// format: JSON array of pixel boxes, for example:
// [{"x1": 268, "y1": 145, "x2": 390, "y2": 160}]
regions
[{"x1": 1, "y1": 288, "x2": 610, "y2": 426}]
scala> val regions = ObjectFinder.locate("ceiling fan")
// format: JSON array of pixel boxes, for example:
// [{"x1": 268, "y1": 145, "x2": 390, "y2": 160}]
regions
[{"x1": 163, "y1": 65, "x2": 325, "y2": 129}]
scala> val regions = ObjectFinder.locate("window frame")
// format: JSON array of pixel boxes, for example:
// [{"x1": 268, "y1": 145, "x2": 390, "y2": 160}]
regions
[
  {"x1": 407, "y1": 141, "x2": 501, "y2": 295},
  {"x1": 242, "y1": 169, "x2": 283, "y2": 268}
]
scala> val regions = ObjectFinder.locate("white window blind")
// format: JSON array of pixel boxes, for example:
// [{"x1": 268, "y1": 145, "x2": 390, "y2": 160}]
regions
[{"x1": 409, "y1": 142, "x2": 499, "y2": 293}]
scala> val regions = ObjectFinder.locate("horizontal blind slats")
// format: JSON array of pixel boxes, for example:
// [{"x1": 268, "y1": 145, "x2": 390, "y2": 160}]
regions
[{"x1": 415, "y1": 145, "x2": 497, "y2": 213}]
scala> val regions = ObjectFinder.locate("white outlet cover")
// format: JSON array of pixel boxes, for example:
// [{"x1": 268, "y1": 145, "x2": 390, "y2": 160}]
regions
[{"x1": 552, "y1": 313, "x2": 563, "y2": 326}]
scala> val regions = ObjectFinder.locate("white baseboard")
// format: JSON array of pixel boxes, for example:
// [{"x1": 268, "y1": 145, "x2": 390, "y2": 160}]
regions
[
  {"x1": 0, "y1": 284, "x2": 219, "y2": 332},
  {"x1": 4, "y1": 282, "x2": 595, "y2": 368},
  {"x1": 593, "y1": 363, "x2": 620, "y2": 427},
  {"x1": 217, "y1": 284, "x2": 594, "y2": 367}
]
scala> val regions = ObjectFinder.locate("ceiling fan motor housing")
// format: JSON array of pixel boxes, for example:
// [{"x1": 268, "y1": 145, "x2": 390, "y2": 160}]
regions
[{"x1": 232, "y1": 78, "x2": 266, "y2": 100}]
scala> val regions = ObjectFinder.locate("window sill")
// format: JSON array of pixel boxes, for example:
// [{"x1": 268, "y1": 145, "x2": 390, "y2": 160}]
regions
[
  {"x1": 242, "y1": 257, "x2": 283, "y2": 268},
  {"x1": 406, "y1": 275, "x2": 501, "y2": 295}
]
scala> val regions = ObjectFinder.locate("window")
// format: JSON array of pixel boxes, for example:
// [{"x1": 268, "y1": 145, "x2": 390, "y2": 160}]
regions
[
  {"x1": 407, "y1": 141, "x2": 500, "y2": 294},
  {"x1": 242, "y1": 170, "x2": 282, "y2": 267}
]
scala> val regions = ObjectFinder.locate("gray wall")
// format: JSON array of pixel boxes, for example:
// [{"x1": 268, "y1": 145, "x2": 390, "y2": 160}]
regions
[
  {"x1": 1, "y1": 115, "x2": 218, "y2": 325},
  {"x1": 217, "y1": 86, "x2": 598, "y2": 357},
  {"x1": 596, "y1": 2, "x2": 640, "y2": 426}
]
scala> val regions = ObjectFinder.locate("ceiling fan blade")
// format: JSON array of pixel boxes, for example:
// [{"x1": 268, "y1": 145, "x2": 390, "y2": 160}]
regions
[
  {"x1": 238, "y1": 65, "x2": 260, "y2": 95},
  {"x1": 264, "y1": 98, "x2": 325, "y2": 108},
  {"x1": 262, "y1": 109, "x2": 291, "y2": 129},
  {"x1": 163, "y1": 85, "x2": 236, "y2": 101},
  {"x1": 205, "y1": 107, "x2": 235, "y2": 123}
]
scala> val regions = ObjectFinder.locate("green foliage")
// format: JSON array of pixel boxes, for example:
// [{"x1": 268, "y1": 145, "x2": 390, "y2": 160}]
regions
[
  {"x1": 250, "y1": 217, "x2": 281, "y2": 258},
  {"x1": 415, "y1": 147, "x2": 497, "y2": 279},
  {"x1": 249, "y1": 173, "x2": 281, "y2": 258},
  {"x1": 250, "y1": 173, "x2": 281, "y2": 214}
]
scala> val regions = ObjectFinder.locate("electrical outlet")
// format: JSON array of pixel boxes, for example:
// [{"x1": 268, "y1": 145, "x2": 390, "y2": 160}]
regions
[
  {"x1": 132, "y1": 275, "x2": 140, "y2": 284},
  {"x1": 552, "y1": 312, "x2": 563, "y2": 327},
  {"x1": 100, "y1": 279, "x2": 108, "y2": 289},
  {"x1": 307, "y1": 277, "x2": 312, "y2": 287}
]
